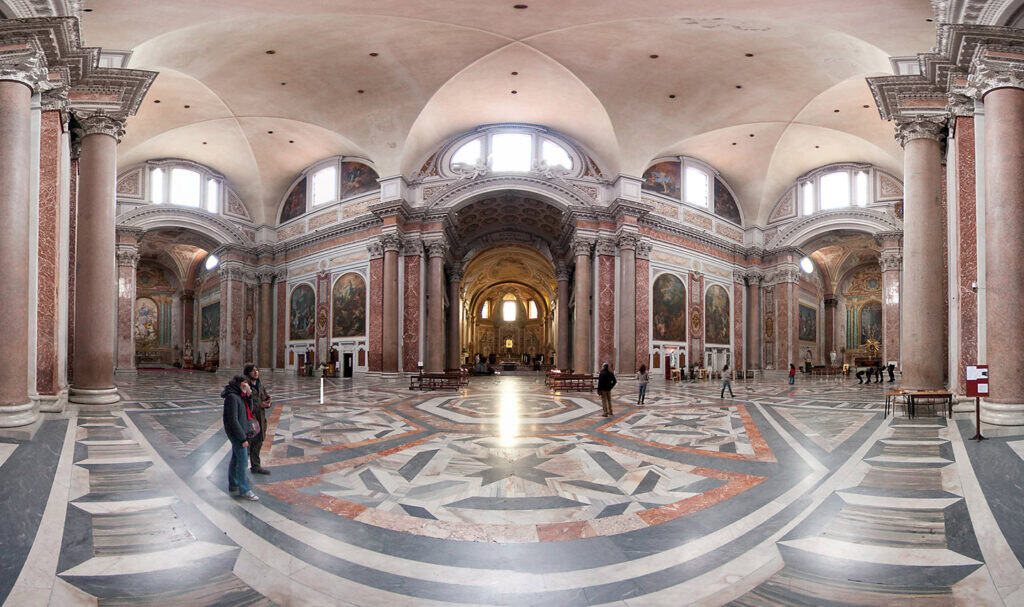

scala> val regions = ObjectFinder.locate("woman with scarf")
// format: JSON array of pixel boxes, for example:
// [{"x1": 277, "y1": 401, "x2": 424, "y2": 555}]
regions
[{"x1": 222, "y1": 375, "x2": 259, "y2": 501}]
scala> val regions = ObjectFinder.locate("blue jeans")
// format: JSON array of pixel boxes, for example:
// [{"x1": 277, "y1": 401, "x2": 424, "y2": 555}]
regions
[
  {"x1": 638, "y1": 384, "x2": 647, "y2": 403},
  {"x1": 789, "y1": 375, "x2": 795, "y2": 385},
  {"x1": 229, "y1": 441, "x2": 251, "y2": 494},
  {"x1": 721, "y1": 379, "x2": 733, "y2": 397}
]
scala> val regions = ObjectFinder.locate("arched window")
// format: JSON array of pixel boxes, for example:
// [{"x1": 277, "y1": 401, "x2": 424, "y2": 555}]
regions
[
  {"x1": 204, "y1": 254, "x2": 219, "y2": 270},
  {"x1": 311, "y1": 165, "x2": 337, "y2": 205},
  {"x1": 642, "y1": 157, "x2": 719, "y2": 210},
  {"x1": 446, "y1": 126, "x2": 577, "y2": 176},
  {"x1": 143, "y1": 160, "x2": 231, "y2": 215},
  {"x1": 502, "y1": 293, "x2": 517, "y2": 322},
  {"x1": 480, "y1": 300, "x2": 489, "y2": 319},
  {"x1": 528, "y1": 300, "x2": 538, "y2": 319},
  {"x1": 797, "y1": 165, "x2": 882, "y2": 217}
]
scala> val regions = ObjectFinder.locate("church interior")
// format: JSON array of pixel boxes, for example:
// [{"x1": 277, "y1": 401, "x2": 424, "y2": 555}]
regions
[{"x1": 1, "y1": 1, "x2": 1024, "y2": 605}]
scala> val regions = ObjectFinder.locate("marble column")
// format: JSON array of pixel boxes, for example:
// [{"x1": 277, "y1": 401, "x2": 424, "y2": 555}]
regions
[
  {"x1": 425, "y1": 241, "x2": 446, "y2": 372},
  {"x1": 36, "y1": 96, "x2": 67, "y2": 407},
  {"x1": 181, "y1": 289, "x2": 196, "y2": 366},
  {"x1": 555, "y1": 264, "x2": 570, "y2": 369},
  {"x1": 114, "y1": 231, "x2": 140, "y2": 374},
  {"x1": 617, "y1": 234, "x2": 637, "y2": 374},
  {"x1": 0, "y1": 57, "x2": 45, "y2": 427},
  {"x1": 823, "y1": 295, "x2": 838, "y2": 364},
  {"x1": 381, "y1": 235, "x2": 401, "y2": 373},
  {"x1": 572, "y1": 240, "x2": 593, "y2": 373},
  {"x1": 447, "y1": 266, "x2": 462, "y2": 369},
  {"x1": 258, "y1": 274, "x2": 273, "y2": 369},
  {"x1": 70, "y1": 114, "x2": 124, "y2": 405},
  {"x1": 635, "y1": 241, "x2": 652, "y2": 372},
  {"x1": 745, "y1": 272, "x2": 762, "y2": 371},
  {"x1": 974, "y1": 71, "x2": 1024, "y2": 424},
  {"x1": 895, "y1": 117, "x2": 947, "y2": 390},
  {"x1": 879, "y1": 238, "x2": 902, "y2": 368}
]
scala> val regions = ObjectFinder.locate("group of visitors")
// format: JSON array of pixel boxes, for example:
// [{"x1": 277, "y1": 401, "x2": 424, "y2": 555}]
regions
[
  {"x1": 221, "y1": 364, "x2": 272, "y2": 501},
  {"x1": 856, "y1": 362, "x2": 896, "y2": 384}
]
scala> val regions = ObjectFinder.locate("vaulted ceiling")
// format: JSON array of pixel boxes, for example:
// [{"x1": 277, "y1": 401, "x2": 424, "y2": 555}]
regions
[{"x1": 80, "y1": 0, "x2": 937, "y2": 226}]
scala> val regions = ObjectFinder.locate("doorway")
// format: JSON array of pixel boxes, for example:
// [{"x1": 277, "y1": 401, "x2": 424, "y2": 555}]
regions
[{"x1": 343, "y1": 353, "x2": 353, "y2": 378}]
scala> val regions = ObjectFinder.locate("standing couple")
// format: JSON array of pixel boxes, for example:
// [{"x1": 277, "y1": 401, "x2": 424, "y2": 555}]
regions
[{"x1": 221, "y1": 364, "x2": 272, "y2": 501}]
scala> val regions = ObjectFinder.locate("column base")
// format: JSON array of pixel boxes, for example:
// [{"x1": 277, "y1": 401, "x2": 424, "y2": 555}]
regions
[
  {"x1": 980, "y1": 400, "x2": 1024, "y2": 426},
  {"x1": 68, "y1": 387, "x2": 121, "y2": 405},
  {"x1": 33, "y1": 390, "x2": 68, "y2": 413},
  {"x1": 114, "y1": 367, "x2": 137, "y2": 377},
  {"x1": 0, "y1": 400, "x2": 40, "y2": 431}
]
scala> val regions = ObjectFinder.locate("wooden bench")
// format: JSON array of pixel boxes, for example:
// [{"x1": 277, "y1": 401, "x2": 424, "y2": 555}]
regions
[
  {"x1": 545, "y1": 369, "x2": 572, "y2": 388},
  {"x1": 409, "y1": 372, "x2": 462, "y2": 391},
  {"x1": 444, "y1": 368, "x2": 470, "y2": 387},
  {"x1": 549, "y1": 374, "x2": 595, "y2": 392}
]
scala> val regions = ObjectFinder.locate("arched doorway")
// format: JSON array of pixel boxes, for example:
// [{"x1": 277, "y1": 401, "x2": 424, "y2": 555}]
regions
[{"x1": 460, "y1": 245, "x2": 556, "y2": 370}]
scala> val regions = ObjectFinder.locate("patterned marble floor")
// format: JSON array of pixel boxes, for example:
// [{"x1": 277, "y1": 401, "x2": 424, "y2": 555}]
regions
[{"x1": 2, "y1": 370, "x2": 1023, "y2": 606}]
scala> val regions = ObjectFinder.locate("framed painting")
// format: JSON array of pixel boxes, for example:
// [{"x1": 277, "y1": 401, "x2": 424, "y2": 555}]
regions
[
  {"x1": 290, "y1": 284, "x2": 316, "y2": 341},
  {"x1": 799, "y1": 304, "x2": 817, "y2": 342},
  {"x1": 279, "y1": 177, "x2": 307, "y2": 223},
  {"x1": 641, "y1": 161, "x2": 681, "y2": 199},
  {"x1": 340, "y1": 162, "x2": 379, "y2": 200},
  {"x1": 200, "y1": 302, "x2": 220, "y2": 341},
  {"x1": 859, "y1": 302, "x2": 882, "y2": 344},
  {"x1": 332, "y1": 272, "x2": 366, "y2": 338},
  {"x1": 652, "y1": 273, "x2": 686, "y2": 342},
  {"x1": 135, "y1": 297, "x2": 159, "y2": 348},
  {"x1": 704, "y1": 284, "x2": 730, "y2": 344}
]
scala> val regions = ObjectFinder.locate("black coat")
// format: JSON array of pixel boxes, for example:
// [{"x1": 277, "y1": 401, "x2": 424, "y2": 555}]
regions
[
  {"x1": 598, "y1": 368, "x2": 617, "y2": 392},
  {"x1": 222, "y1": 383, "x2": 252, "y2": 444}
]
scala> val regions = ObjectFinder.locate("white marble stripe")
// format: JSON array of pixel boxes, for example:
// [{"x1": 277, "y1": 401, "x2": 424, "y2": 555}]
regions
[
  {"x1": 865, "y1": 455, "x2": 953, "y2": 464},
  {"x1": 1007, "y1": 440, "x2": 1024, "y2": 462},
  {"x1": 0, "y1": 443, "x2": 17, "y2": 469},
  {"x1": 627, "y1": 403, "x2": 894, "y2": 605},
  {"x1": 77, "y1": 440, "x2": 138, "y2": 446},
  {"x1": 58, "y1": 541, "x2": 237, "y2": 577},
  {"x1": 836, "y1": 491, "x2": 961, "y2": 510},
  {"x1": 71, "y1": 496, "x2": 178, "y2": 515},
  {"x1": 879, "y1": 439, "x2": 948, "y2": 445},
  {"x1": 778, "y1": 536, "x2": 981, "y2": 567},
  {"x1": 949, "y1": 420, "x2": 1024, "y2": 604},
  {"x1": 6, "y1": 411, "x2": 80, "y2": 605},
  {"x1": 74, "y1": 456, "x2": 152, "y2": 465}
]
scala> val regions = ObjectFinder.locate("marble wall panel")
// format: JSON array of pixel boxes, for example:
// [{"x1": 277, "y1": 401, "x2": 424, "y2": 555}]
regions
[
  {"x1": 403, "y1": 255, "x2": 421, "y2": 372},
  {"x1": 368, "y1": 258, "x2": 383, "y2": 372},
  {"x1": 776, "y1": 284, "x2": 789, "y2": 368},
  {"x1": 315, "y1": 271, "x2": 330, "y2": 365},
  {"x1": 597, "y1": 254, "x2": 616, "y2": 368},
  {"x1": 954, "y1": 116, "x2": 978, "y2": 393},
  {"x1": 36, "y1": 111, "x2": 62, "y2": 393},
  {"x1": 276, "y1": 282, "x2": 286, "y2": 368},
  {"x1": 67, "y1": 157, "x2": 78, "y2": 382},
  {"x1": 115, "y1": 264, "x2": 136, "y2": 370},
  {"x1": 688, "y1": 273, "x2": 704, "y2": 365},
  {"x1": 636, "y1": 258, "x2": 650, "y2": 371},
  {"x1": 733, "y1": 281, "x2": 744, "y2": 373}
]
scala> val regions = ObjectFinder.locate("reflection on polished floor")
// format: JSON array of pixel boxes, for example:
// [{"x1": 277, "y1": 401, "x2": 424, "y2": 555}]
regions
[{"x1": 2, "y1": 371, "x2": 1023, "y2": 606}]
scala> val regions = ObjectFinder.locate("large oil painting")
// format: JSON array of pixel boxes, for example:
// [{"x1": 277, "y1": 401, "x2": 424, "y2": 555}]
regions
[
  {"x1": 290, "y1": 284, "x2": 316, "y2": 341},
  {"x1": 704, "y1": 284, "x2": 730, "y2": 344},
  {"x1": 799, "y1": 304, "x2": 817, "y2": 342},
  {"x1": 279, "y1": 176, "x2": 307, "y2": 223},
  {"x1": 714, "y1": 177, "x2": 742, "y2": 225},
  {"x1": 652, "y1": 273, "x2": 686, "y2": 342},
  {"x1": 859, "y1": 301, "x2": 882, "y2": 344},
  {"x1": 200, "y1": 302, "x2": 220, "y2": 340},
  {"x1": 332, "y1": 272, "x2": 366, "y2": 338},
  {"x1": 340, "y1": 162, "x2": 379, "y2": 199},
  {"x1": 641, "y1": 161, "x2": 681, "y2": 199},
  {"x1": 135, "y1": 297, "x2": 159, "y2": 348}
]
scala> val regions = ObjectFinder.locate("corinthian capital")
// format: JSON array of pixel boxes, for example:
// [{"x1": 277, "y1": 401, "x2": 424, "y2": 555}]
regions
[
  {"x1": 379, "y1": 233, "x2": 403, "y2": 253},
  {"x1": 425, "y1": 240, "x2": 448, "y2": 259},
  {"x1": 616, "y1": 233, "x2": 638, "y2": 251},
  {"x1": 968, "y1": 46, "x2": 1024, "y2": 100},
  {"x1": 595, "y1": 239, "x2": 617, "y2": 256},
  {"x1": 571, "y1": 239, "x2": 593, "y2": 257},
  {"x1": 367, "y1": 240, "x2": 384, "y2": 259},
  {"x1": 635, "y1": 240, "x2": 653, "y2": 260},
  {"x1": 0, "y1": 45, "x2": 48, "y2": 90},
  {"x1": 555, "y1": 263, "x2": 571, "y2": 282},
  {"x1": 880, "y1": 250, "x2": 903, "y2": 272},
  {"x1": 73, "y1": 113, "x2": 127, "y2": 142},
  {"x1": 894, "y1": 116, "x2": 948, "y2": 147},
  {"x1": 115, "y1": 248, "x2": 140, "y2": 268}
]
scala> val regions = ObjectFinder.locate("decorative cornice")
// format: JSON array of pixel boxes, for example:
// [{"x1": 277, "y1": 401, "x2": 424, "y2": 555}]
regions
[
  {"x1": 116, "y1": 205, "x2": 251, "y2": 246},
  {"x1": 635, "y1": 240, "x2": 653, "y2": 260},
  {"x1": 875, "y1": 230, "x2": 904, "y2": 246},
  {"x1": 115, "y1": 225, "x2": 145, "y2": 240},
  {"x1": 72, "y1": 112, "x2": 125, "y2": 142},
  {"x1": 968, "y1": 45, "x2": 1024, "y2": 98},
  {"x1": 0, "y1": 43, "x2": 49, "y2": 90},
  {"x1": 894, "y1": 115, "x2": 949, "y2": 147},
  {"x1": 425, "y1": 174, "x2": 594, "y2": 210},
  {"x1": 766, "y1": 208, "x2": 903, "y2": 250}
]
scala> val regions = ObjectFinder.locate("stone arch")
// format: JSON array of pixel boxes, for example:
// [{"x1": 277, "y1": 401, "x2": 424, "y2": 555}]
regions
[
  {"x1": 118, "y1": 206, "x2": 251, "y2": 247},
  {"x1": 428, "y1": 175, "x2": 592, "y2": 212},
  {"x1": 768, "y1": 208, "x2": 900, "y2": 251}
]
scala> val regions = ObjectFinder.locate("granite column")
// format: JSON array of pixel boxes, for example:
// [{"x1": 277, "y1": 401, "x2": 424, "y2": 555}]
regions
[
  {"x1": 425, "y1": 241, "x2": 446, "y2": 373},
  {"x1": 617, "y1": 234, "x2": 637, "y2": 374},
  {"x1": 114, "y1": 229, "x2": 141, "y2": 374},
  {"x1": 556, "y1": 264, "x2": 570, "y2": 369},
  {"x1": 447, "y1": 265, "x2": 462, "y2": 369},
  {"x1": 258, "y1": 274, "x2": 273, "y2": 369},
  {"x1": 572, "y1": 240, "x2": 592, "y2": 373},
  {"x1": 745, "y1": 272, "x2": 762, "y2": 371},
  {"x1": 70, "y1": 114, "x2": 124, "y2": 405},
  {"x1": 381, "y1": 235, "x2": 401, "y2": 373}
]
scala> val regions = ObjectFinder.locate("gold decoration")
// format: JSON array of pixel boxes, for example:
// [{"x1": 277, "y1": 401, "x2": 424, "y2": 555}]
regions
[
  {"x1": 764, "y1": 316, "x2": 774, "y2": 339},
  {"x1": 690, "y1": 308, "x2": 701, "y2": 332}
]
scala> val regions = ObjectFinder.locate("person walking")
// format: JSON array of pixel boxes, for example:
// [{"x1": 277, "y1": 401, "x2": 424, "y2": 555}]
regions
[
  {"x1": 721, "y1": 364, "x2": 735, "y2": 398},
  {"x1": 637, "y1": 364, "x2": 649, "y2": 407},
  {"x1": 222, "y1": 375, "x2": 259, "y2": 501},
  {"x1": 598, "y1": 362, "x2": 617, "y2": 417},
  {"x1": 887, "y1": 363, "x2": 896, "y2": 383},
  {"x1": 243, "y1": 364, "x2": 272, "y2": 475},
  {"x1": 788, "y1": 364, "x2": 796, "y2": 385}
]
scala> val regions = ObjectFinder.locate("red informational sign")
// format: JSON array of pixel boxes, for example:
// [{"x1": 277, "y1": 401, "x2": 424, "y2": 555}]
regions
[{"x1": 966, "y1": 365, "x2": 989, "y2": 398}]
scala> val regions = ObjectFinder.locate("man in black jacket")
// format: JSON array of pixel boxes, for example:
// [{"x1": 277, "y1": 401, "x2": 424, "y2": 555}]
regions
[
  {"x1": 243, "y1": 364, "x2": 272, "y2": 475},
  {"x1": 598, "y1": 362, "x2": 617, "y2": 417},
  {"x1": 222, "y1": 376, "x2": 258, "y2": 501}
]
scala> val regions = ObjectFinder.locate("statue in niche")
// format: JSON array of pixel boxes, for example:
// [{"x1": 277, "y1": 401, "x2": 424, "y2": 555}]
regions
[
  {"x1": 505, "y1": 337, "x2": 513, "y2": 356},
  {"x1": 183, "y1": 339, "x2": 194, "y2": 369},
  {"x1": 183, "y1": 340, "x2": 193, "y2": 359}
]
